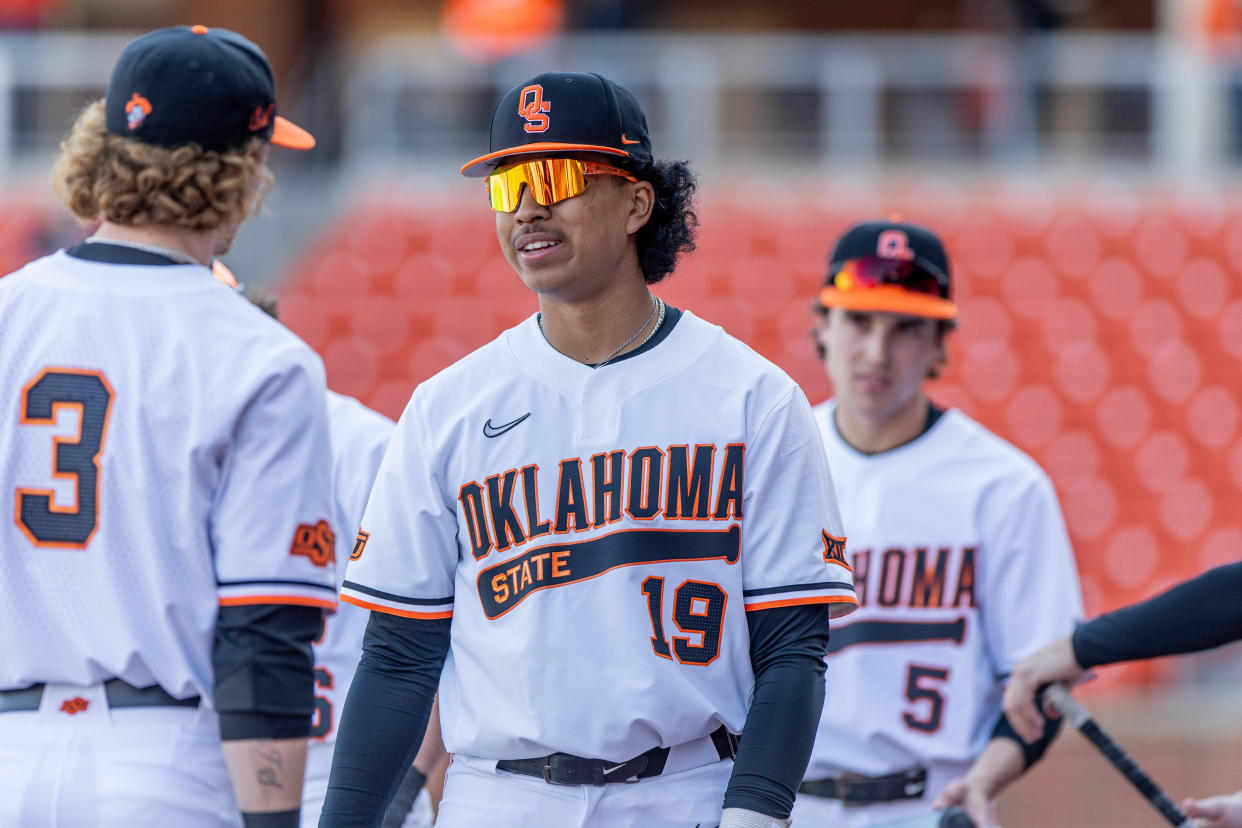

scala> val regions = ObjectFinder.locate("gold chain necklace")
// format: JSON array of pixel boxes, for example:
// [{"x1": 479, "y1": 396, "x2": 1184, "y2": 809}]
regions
[{"x1": 538, "y1": 295, "x2": 665, "y2": 367}]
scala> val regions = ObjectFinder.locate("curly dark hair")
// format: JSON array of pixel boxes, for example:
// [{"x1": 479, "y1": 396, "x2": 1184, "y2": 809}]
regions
[{"x1": 634, "y1": 159, "x2": 698, "y2": 284}]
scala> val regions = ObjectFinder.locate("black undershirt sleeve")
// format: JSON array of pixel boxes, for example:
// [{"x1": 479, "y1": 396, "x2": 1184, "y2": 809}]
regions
[
  {"x1": 319, "y1": 612, "x2": 450, "y2": 827},
  {"x1": 722, "y1": 604, "x2": 831, "y2": 818},
  {"x1": 1071, "y1": 561, "x2": 1242, "y2": 669},
  {"x1": 212, "y1": 604, "x2": 322, "y2": 740}
]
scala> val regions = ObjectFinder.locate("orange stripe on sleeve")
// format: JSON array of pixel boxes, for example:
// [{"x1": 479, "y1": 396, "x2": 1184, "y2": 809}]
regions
[
  {"x1": 744, "y1": 595, "x2": 859, "y2": 612},
  {"x1": 218, "y1": 594, "x2": 337, "y2": 609},
  {"x1": 340, "y1": 594, "x2": 454, "y2": 619}
]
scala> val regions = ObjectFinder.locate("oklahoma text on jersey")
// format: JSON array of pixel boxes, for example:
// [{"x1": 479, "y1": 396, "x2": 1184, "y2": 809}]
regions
[{"x1": 461, "y1": 443, "x2": 745, "y2": 618}]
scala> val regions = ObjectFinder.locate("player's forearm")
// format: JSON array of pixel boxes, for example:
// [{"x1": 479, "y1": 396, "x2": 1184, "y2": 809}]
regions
[
  {"x1": 321, "y1": 613, "x2": 449, "y2": 826},
  {"x1": 723, "y1": 656, "x2": 824, "y2": 816},
  {"x1": 222, "y1": 737, "x2": 308, "y2": 814},
  {"x1": 724, "y1": 605, "x2": 830, "y2": 818},
  {"x1": 962, "y1": 737, "x2": 1026, "y2": 801},
  {"x1": 213, "y1": 603, "x2": 320, "y2": 823},
  {"x1": 381, "y1": 698, "x2": 444, "y2": 828},
  {"x1": 1072, "y1": 561, "x2": 1242, "y2": 668}
]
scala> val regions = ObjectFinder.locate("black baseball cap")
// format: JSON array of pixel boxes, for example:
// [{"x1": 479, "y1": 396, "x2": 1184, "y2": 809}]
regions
[
  {"x1": 104, "y1": 24, "x2": 314, "y2": 153},
  {"x1": 818, "y1": 220, "x2": 957, "y2": 320},
  {"x1": 460, "y1": 71, "x2": 652, "y2": 177}
]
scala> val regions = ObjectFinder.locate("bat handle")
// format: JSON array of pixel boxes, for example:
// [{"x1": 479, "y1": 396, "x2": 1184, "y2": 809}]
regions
[
  {"x1": 939, "y1": 807, "x2": 977, "y2": 828},
  {"x1": 1043, "y1": 684, "x2": 1194, "y2": 828}
]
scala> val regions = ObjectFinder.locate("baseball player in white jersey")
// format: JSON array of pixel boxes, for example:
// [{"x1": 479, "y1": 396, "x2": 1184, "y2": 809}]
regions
[
  {"x1": 792, "y1": 220, "x2": 1084, "y2": 828},
  {"x1": 0, "y1": 26, "x2": 333, "y2": 828},
  {"x1": 303, "y1": 390, "x2": 441, "y2": 828},
  {"x1": 320, "y1": 72, "x2": 858, "y2": 828},
  {"x1": 221, "y1": 286, "x2": 442, "y2": 828}
]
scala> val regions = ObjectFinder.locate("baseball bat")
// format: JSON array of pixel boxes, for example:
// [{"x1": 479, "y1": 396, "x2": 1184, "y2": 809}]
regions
[
  {"x1": 872, "y1": 807, "x2": 976, "y2": 828},
  {"x1": 1042, "y1": 683, "x2": 1194, "y2": 828}
]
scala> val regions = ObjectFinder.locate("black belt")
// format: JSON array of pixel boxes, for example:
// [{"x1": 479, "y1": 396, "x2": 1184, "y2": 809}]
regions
[
  {"x1": 0, "y1": 678, "x2": 200, "y2": 713},
  {"x1": 799, "y1": 767, "x2": 928, "y2": 804},
  {"x1": 497, "y1": 725, "x2": 737, "y2": 786}
]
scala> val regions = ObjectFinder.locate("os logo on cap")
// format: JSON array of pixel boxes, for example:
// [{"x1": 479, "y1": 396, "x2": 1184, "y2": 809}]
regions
[
  {"x1": 877, "y1": 229, "x2": 914, "y2": 262},
  {"x1": 125, "y1": 93, "x2": 152, "y2": 130},
  {"x1": 519, "y1": 84, "x2": 550, "y2": 134}
]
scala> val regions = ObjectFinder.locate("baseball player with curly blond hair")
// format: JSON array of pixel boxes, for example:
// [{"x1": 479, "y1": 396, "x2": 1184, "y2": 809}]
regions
[
  {"x1": 320, "y1": 72, "x2": 858, "y2": 828},
  {"x1": 0, "y1": 25, "x2": 332, "y2": 828}
]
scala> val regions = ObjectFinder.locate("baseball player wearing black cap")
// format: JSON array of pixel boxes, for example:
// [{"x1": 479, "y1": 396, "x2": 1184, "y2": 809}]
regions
[
  {"x1": 0, "y1": 25, "x2": 330, "y2": 828},
  {"x1": 795, "y1": 220, "x2": 1084, "y2": 827},
  {"x1": 320, "y1": 72, "x2": 857, "y2": 828}
]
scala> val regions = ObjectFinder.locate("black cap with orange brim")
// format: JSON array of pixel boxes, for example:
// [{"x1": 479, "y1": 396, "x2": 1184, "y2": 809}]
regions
[
  {"x1": 818, "y1": 220, "x2": 958, "y2": 320},
  {"x1": 105, "y1": 24, "x2": 315, "y2": 153},
  {"x1": 460, "y1": 72, "x2": 652, "y2": 178}
]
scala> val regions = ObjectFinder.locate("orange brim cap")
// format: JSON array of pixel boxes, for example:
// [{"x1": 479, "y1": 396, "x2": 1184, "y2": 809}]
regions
[
  {"x1": 272, "y1": 115, "x2": 315, "y2": 150},
  {"x1": 818, "y1": 284, "x2": 958, "y2": 320},
  {"x1": 461, "y1": 142, "x2": 629, "y2": 177}
]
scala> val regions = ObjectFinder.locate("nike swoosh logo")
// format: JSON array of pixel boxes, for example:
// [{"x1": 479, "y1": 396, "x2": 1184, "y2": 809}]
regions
[
  {"x1": 601, "y1": 763, "x2": 626, "y2": 775},
  {"x1": 621, "y1": 134, "x2": 641, "y2": 145},
  {"x1": 483, "y1": 412, "x2": 531, "y2": 438},
  {"x1": 904, "y1": 781, "x2": 926, "y2": 795}
]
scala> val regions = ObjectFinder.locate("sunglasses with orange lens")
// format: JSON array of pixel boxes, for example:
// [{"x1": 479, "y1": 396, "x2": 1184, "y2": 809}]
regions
[
  {"x1": 831, "y1": 256, "x2": 948, "y2": 297},
  {"x1": 486, "y1": 158, "x2": 638, "y2": 213}
]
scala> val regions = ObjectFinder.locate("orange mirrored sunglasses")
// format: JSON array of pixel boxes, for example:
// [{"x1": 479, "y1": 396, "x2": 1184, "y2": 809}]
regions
[{"x1": 486, "y1": 158, "x2": 637, "y2": 212}]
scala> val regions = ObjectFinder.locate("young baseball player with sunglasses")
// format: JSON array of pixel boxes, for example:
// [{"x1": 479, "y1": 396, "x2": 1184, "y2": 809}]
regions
[
  {"x1": 0, "y1": 25, "x2": 333, "y2": 828},
  {"x1": 794, "y1": 220, "x2": 1085, "y2": 828},
  {"x1": 319, "y1": 72, "x2": 858, "y2": 828}
]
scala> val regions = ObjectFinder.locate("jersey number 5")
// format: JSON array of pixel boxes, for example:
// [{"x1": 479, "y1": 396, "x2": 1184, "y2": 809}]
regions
[
  {"x1": 903, "y1": 664, "x2": 949, "y2": 734},
  {"x1": 641, "y1": 576, "x2": 727, "y2": 665},
  {"x1": 15, "y1": 368, "x2": 114, "y2": 548}
]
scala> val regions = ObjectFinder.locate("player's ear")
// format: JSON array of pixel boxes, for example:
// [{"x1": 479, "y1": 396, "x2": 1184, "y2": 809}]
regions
[
  {"x1": 810, "y1": 307, "x2": 831, "y2": 362},
  {"x1": 625, "y1": 179, "x2": 655, "y2": 235}
]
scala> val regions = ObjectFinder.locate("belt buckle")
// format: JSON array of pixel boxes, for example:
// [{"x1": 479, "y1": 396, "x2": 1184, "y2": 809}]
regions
[
  {"x1": 542, "y1": 756, "x2": 576, "y2": 786},
  {"x1": 837, "y1": 772, "x2": 869, "y2": 809}
]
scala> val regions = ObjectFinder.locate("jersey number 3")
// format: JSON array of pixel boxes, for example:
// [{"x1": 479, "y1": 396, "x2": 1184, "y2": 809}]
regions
[{"x1": 16, "y1": 368, "x2": 114, "y2": 548}]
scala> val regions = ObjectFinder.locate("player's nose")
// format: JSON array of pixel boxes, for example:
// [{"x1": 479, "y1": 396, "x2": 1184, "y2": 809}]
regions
[
  {"x1": 513, "y1": 185, "x2": 552, "y2": 223},
  {"x1": 861, "y1": 325, "x2": 890, "y2": 363}
]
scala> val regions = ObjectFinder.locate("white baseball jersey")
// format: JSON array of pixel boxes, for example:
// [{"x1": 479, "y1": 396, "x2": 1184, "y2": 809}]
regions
[
  {"x1": 305, "y1": 392, "x2": 393, "y2": 741},
  {"x1": 302, "y1": 391, "x2": 395, "y2": 826},
  {"x1": 0, "y1": 251, "x2": 338, "y2": 699},
  {"x1": 342, "y1": 311, "x2": 857, "y2": 762},
  {"x1": 805, "y1": 401, "x2": 1083, "y2": 782}
]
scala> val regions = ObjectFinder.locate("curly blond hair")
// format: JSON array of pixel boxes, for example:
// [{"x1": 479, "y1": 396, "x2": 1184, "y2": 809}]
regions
[{"x1": 52, "y1": 100, "x2": 273, "y2": 231}]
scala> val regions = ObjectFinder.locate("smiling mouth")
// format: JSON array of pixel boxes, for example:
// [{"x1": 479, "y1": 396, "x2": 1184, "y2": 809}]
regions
[{"x1": 518, "y1": 239, "x2": 561, "y2": 253}]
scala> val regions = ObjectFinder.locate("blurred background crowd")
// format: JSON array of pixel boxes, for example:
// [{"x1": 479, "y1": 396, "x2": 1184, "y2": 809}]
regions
[{"x1": 1, "y1": 0, "x2": 1239, "y2": 824}]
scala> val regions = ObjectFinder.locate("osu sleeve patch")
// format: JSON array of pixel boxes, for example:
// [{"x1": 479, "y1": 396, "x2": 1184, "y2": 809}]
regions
[
  {"x1": 289, "y1": 519, "x2": 335, "y2": 567},
  {"x1": 351, "y1": 529, "x2": 369, "y2": 561}
]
